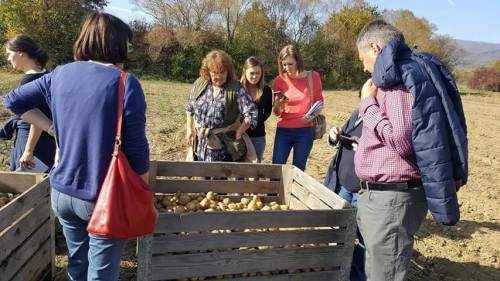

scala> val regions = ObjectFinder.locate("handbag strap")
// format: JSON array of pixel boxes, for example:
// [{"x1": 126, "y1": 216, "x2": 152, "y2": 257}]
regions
[
  {"x1": 113, "y1": 72, "x2": 127, "y2": 155},
  {"x1": 306, "y1": 70, "x2": 314, "y2": 107}
]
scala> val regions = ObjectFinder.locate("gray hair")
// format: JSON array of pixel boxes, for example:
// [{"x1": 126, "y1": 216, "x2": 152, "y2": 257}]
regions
[{"x1": 356, "y1": 20, "x2": 405, "y2": 51}]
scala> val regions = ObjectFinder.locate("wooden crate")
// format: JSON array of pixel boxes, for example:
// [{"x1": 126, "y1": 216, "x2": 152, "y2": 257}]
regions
[
  {"x1": 138, "y1": 161, "x2": 356, "y2": 281},
  {"x1": 0, "y1": 172, "x2": 53, "y2": 281}
]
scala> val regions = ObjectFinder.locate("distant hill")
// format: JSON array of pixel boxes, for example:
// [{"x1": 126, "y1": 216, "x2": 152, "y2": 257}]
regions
[{"x1": 455, "y1": 39, "x2": 500, "y2": 69}]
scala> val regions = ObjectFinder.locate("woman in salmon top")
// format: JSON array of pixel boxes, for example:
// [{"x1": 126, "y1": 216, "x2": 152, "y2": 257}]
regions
[{"x1": 272, "y1": 45, "x2": 324, "y2": 171}]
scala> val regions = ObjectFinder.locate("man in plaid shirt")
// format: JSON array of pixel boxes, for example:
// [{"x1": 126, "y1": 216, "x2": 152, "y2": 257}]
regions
[{"x1": 354, "y1": 21, "x2": 428, "y2": 281}]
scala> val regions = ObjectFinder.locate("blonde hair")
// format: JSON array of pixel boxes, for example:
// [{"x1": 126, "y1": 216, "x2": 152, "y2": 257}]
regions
[
  {"x1": 240, "y1": 56, "x2": 265, "y2": 102},
  {"x1": 277, "y1": 44, "x2": 304, "y2": 77},
  {"x1": 199, "y1": 50, "x2": 234, "y2": 82}
]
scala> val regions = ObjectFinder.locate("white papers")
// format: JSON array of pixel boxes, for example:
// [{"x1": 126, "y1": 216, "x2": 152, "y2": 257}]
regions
[
  {"x1": 16, "y1": 156, "x2": 49, "y2": 173},
  {"x1": 304, "y1": 100, "x2": 323, "y2": 121}
]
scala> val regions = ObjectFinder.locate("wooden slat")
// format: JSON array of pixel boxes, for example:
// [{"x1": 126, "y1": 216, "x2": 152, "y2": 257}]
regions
[
  {"x1": 0, "y1": 178, "x2": 50, "y2": 231},
  {"x1": 49, "y1": 209, "x2": 56, "y2": 281},
  {"x1": 154, "y1": 179, "x2": 280, "y2": 194},
  {"x1": 152, "y1": 229, "x2": 350, "y2": 253},
  {"x1": 150, "y1": 246, "x2": 350, "y2": 280},
  {"x1": 0, "y1": 202, "x2": 50, "y2": 261},
  {"x1": 215, "y1": 271, "x2": 342, "y2": 281},
  {"x1": 292, "y1": 168, "x2": 349, "y2": 209},
  {"x1": 279, "y1": 165, "x2": 293, "y2": 206},
  {"x1": 10, "y1": 238, "x2": 51, "y2": 281},
  {"x1": 149, "y1": 160, "x2": 158, "y2": 187},
  {"x1": 291, "y1": 181, "x2": 331, "y2": 210},
  {"x1": 289, "y1": 196, "x2": 309, "y2": 210},
  {"x1": 137, "y1": 236, "x2": 153, "y2": 281},
  {"x1": 0, "y1": 172, "x2": 44, "y2": 193},
  {"x1": 0, "y1": 221, "x2": 50, "y2": 280},
  {"x1": 155, "y1": 210, "x2": 354, "y2": 233},
  {"x1": 156, "y1": 161, "x2": 282, "y2": 178}
]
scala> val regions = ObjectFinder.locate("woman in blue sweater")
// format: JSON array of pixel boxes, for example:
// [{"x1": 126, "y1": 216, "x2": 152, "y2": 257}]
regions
[{"x1": 4, "y1": 13, "x2": 150, "y2": 281}]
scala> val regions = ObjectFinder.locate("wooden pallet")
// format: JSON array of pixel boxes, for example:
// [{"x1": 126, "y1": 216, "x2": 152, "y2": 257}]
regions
[
  {"x1": 0, "y1": 172, "x2": 53, "y2": 281},
  {"x1": 137, "y1": 161, "x2": 356, "y2": 281}
]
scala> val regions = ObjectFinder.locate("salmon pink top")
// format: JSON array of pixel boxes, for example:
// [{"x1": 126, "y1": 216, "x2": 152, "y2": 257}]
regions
[{"x1": 273, "y1": 71, "x2": 323, "y2": 128}]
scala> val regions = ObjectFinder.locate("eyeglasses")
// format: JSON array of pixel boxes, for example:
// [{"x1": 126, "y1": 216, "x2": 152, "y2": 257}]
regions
[{"x1": 282, "y1": 62, "x2": 295, "y2": 67}]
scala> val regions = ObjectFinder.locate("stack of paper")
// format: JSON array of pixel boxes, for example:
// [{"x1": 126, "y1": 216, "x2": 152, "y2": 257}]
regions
[
  {"x1": 15, "y1": 156, "x2": 49, "y2": 173},
  {"x1": 304, "y1": 101, "x2": 323, "y2": 120}
]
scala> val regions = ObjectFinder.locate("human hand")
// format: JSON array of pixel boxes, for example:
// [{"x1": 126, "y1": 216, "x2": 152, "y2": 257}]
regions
[
  {"x1": 352, "y1": 142, "x2": 358, "y2": 151},
  {"x1": 186, "y1": 129, "x2": 195, "y2": 146},
  {"x1": 361, "y1": 78, "x2": 378, "y2": 100},
  {"x1": 329, "y1": 127, "x2": 342, "y2": 143},
  {"x1": 47, "y1": 124, "x2": 55, "y2": 137},
  {"x1": 19, "y1": 150, "x2": 35, "y2": 169},
  {"x1": 235, "y1": 131, "x2": 243, "y2": 140}
]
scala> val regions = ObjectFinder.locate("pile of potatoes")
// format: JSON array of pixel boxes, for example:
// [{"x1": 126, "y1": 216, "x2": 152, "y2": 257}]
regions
[
  {"x1": 0, "y1": 193, "x2": 15, "y2": 208},
  {"x1": 154, "y1": 191, "x2": 289, "y2": 213}
]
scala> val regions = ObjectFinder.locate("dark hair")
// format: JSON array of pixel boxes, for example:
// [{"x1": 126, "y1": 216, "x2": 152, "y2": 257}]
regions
[
  {"x1": 73, "y1": 12, "x2": 133, "y2": 64},
  {"x1": 6, "y1": 35, "x2": 49, "y2": 68},
  {"x1": 356, "y1": 19, "x2": 405, "y2": 51},
  {"x1": 278, "y1": 44, "x2": 304, "y2": 77}
]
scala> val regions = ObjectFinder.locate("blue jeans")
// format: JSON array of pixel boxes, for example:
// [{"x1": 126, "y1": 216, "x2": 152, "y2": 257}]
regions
[
  {"x1": 250, "y1": 136, "x2": 266, "y2": 163},
  {"x1": 338, "y1": 186, "x2": 366, "y2": 281},
  {"x1": 272, "y1": 127, "x2": 314, "y2": 171},
  {"x1": 51, "y1": 188, "x2": 126, "y2": 281}
]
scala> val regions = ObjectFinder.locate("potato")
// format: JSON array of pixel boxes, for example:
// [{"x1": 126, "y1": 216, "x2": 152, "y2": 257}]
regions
[
  {"x1": 206, "y1": 191, "x2": 215, "y2": 200},
  {"x1": 261, "y1": 205, "x2": 271, "y2": 211},
  {"x1": 255, "y1": 201, "x2": 263, "y2": 209},
  {"x1": 247, "y1": 201, "x2": 257, "y2": 211},
  {"x1": 222, "y1": 197, "x2": 231, "y2": 205},
  {"x1": 179, "y1": 194, "x2": 191, "y2": 205},
  {"x1": 186, "y1": 201, "x2": 198, "y2": 211},
  {"x1": 279, "y1": 204, "x2": 289, "y2": 210},
  {"x1": 240, "y1": 197, "x2": 250, "y2": 205},
  {"x1": 173, "y1": 206, "x2": 186, "y2": 213},
  {"x1": 199, "y1": 198, "x2": 210, "y2": 209}
]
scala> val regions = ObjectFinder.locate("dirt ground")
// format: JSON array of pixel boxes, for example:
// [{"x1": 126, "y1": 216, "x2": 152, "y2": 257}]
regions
[{"x1": 1, "y1": 72, "x2": 499, "y2": 280}]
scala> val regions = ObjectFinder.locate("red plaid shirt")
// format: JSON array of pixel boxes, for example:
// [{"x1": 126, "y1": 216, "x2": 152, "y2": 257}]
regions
[{"x1": 354, "y1": 85, "x2": 420, "y2": 182}]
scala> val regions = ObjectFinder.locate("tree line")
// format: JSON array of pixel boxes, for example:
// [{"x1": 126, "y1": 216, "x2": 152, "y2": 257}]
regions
[{"x1": 0, "y1": 0, "x2": 464, "y2": 90}]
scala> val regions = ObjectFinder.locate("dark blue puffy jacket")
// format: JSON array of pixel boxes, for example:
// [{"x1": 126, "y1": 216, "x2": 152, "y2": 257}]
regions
[{"x1": 372, "y1": 39, "x2": 468, "y2": 225}]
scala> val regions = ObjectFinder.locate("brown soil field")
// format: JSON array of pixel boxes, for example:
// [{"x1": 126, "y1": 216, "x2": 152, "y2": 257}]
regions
[{"x1": 1, "y1": 72, "x2": 499, "y2": 280}]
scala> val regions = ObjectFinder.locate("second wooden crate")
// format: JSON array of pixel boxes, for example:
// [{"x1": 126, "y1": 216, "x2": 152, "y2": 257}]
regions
[{"x1": 0, "y1": 172, "x2": 53, "y2": 281}]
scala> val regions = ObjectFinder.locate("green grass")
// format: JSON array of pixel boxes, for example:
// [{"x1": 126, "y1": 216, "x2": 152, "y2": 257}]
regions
[{"x1": 0, "y1": 71, "x2": 22, "y2": 94}]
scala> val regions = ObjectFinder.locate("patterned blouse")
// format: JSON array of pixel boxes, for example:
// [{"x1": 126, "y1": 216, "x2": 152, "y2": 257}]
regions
[{"x1": 186, "y1": 83, "x2": 258, "y2": 161}]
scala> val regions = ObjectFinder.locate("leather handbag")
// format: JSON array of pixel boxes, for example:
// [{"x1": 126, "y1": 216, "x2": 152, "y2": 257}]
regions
[
  {"x1": 306, "y1": 71, "x2": 326, "y2": 140},
  {"x1": 87, "y1": 72, "x2": 156, "y2": 239}
]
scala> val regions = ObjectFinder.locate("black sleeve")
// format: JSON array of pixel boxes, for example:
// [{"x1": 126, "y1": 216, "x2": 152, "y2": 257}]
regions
[{"x1": 261, "y1": 85, "x2": 273, "y2": 121}]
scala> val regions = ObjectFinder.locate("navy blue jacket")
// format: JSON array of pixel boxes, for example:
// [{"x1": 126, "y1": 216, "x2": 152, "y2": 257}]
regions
[
  {"x1": 372, "y1": 39, "x2": 468, "y2": 225},
  {"x1": 324, "y1": 110, "x2": 362, "y2": 193}
]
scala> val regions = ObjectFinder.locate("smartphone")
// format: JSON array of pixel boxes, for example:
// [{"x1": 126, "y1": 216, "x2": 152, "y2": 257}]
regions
[{"x1": 274, "y1": 91, "x2": 288, "y2": 101}]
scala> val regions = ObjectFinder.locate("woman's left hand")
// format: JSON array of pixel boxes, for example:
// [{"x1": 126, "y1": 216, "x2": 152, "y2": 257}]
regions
[{"x1": 19, "y1": 150, "x2": 35, "y2": 169}]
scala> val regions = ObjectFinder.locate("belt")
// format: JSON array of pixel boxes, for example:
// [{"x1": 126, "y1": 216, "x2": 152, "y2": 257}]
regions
[{"x1": 360, "y1": 179, "x2": 422, "y2": 191}]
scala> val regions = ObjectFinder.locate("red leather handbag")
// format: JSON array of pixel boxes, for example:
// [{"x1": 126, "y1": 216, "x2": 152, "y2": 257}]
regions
[{"x1": 87, "y1": 72, "x2": 156, "y2": 239}]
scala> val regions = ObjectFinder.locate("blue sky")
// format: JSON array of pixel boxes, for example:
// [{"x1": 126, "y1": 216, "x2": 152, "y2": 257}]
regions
[{"x1": 106, "y1": 0, "x2": 500, "y2": 44}]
